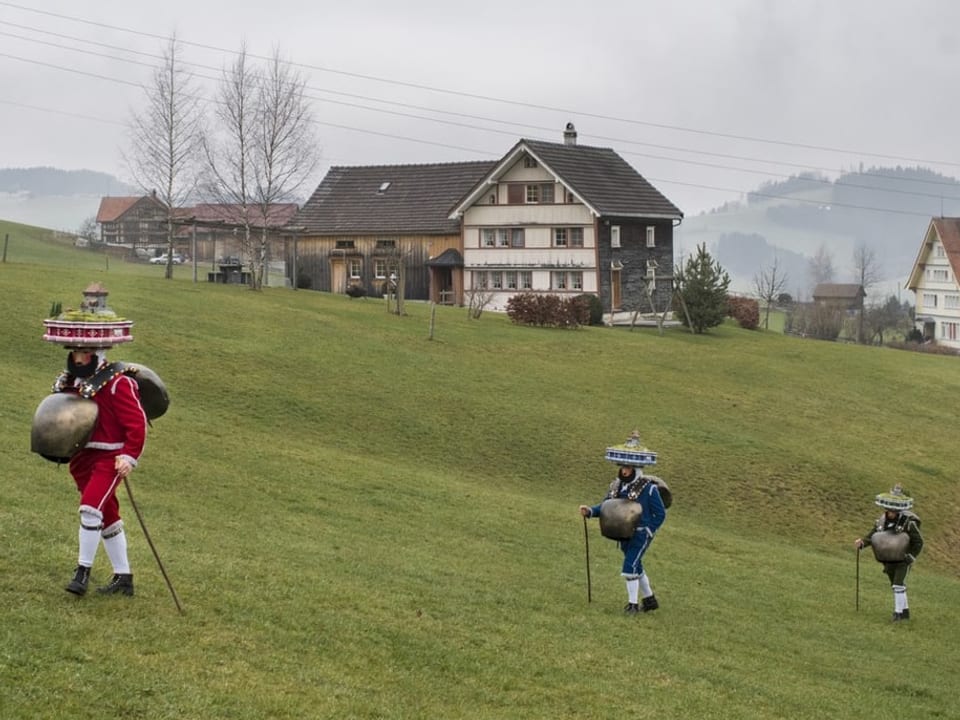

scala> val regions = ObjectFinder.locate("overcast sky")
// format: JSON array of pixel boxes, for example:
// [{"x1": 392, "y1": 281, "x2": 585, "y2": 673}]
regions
[{"x1": 3, "y1": 0, "x2": 960, "y2": 215}]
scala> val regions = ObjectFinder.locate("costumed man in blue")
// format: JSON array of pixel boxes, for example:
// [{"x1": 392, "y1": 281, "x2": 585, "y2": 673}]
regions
[
  {"x1": 855, "y1": 484, "x2": 923, "y2": 622},
  {"x1": 579, "y1": 431, "x2": 670, "y2": 614}
]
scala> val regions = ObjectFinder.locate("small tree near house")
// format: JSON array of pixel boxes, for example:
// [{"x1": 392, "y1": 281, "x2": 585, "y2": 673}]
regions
[{"x1": 675, "y1": 243, "x2": 731, "y2": 334}]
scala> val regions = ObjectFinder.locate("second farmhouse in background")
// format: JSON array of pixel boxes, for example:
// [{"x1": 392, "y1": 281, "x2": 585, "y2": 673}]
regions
[{"x1": 906, "y1": 216, "x2": 960, "y2": 349}]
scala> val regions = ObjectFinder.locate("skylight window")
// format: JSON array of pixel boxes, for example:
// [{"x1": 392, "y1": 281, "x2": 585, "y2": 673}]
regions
[{"x1": 378, "y1": 182, "x2": 391, "y2": 193}]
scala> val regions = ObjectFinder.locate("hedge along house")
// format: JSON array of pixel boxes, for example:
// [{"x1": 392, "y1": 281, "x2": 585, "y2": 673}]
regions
[
  {"x1": 449, "y1": 124, "x2": 683, "y2": 316},
  {"x1": 291, "y1": 161, "x2": 495, "y2": 299}
]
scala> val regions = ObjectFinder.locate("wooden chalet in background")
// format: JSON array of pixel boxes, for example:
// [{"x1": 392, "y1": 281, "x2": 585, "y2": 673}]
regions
[
  {"x1": 906, "y1": 217, "x2": 960, "y2": 348},
  {"x1": 95, "y1": 193, "x2": 168, "y2": 249},
  {"x1": 291, "y1": 161, "x2": 495, "y2": 299},
  {"x1": 450, "y1": 124, "x2": 683, "y2": 314},
  {"x1": 174, "y1": 202, "x2": 300, "y2": 264},
  {"x1": 812, "y1": 283, "x2": 866, "y2": 312}
]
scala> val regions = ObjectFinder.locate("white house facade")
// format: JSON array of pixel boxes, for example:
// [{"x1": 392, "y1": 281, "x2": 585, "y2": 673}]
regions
[
  {"x1": 906, "y1": 217, "x2": 960, "y2": 348},
  {"x1": 450, "y1": 124, "x2": 683, "y2": 314}
]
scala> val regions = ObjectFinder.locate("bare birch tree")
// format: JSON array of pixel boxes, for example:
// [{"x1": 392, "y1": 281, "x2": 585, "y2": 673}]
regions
[
  {"x1": 753, "y1": 257, "x2": 789, "y2": 329},
  {"x1": 853, "y1": 244, "x2": 883, "y2": 343},
  {"x1": 201, "y1": 43, "x2": 257, "y2": 259},
  {"x1": 807, "y1": 243, "x2": 835, "y2": 293},
  {"x1": 125, "y1": 35, "x2": 204, "y2": 279},
  {"x1": 250, "y1": 48, "x2": 319, "y2": 290}
]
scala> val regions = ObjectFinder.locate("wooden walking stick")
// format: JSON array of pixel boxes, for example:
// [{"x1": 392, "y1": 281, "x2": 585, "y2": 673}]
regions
[
  {"x1": 856, "y1": 546, "x2": 861, "y2": 612},
  {"x1": 583, "y1": 515, "x2": 592, "y2": 603},
  {"x1": 124, "y1": 475, "x2": 184, "y2": 614}
]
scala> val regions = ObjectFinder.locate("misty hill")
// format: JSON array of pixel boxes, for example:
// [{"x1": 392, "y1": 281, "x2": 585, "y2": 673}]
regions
[
  {"x1": 677, "y1": 166, "x2": 960, "y2": 301},
  {"x1": 0, "y1": 167, "x2": 137, "y2": 232}
]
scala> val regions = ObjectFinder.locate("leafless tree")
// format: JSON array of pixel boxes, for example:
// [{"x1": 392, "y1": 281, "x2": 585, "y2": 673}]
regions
[
  {"x1": 201, "y1": 43, "x2": 258, "y2": 261},
  {"x1": 753, "y1": 257, "x2": 789, "y2": 329},
  {"x1": 125, "y1": 35, "x2": 205, "y2": 279},
  {"x1": 250, "y1": 48, "x2": 320, "y2": 289},
  {"x1": 807, "y1": 243, "x2": 835, "y2": 293},
  {"x1": 853, "y1": 244, "x2": 883, "y2": 343}
]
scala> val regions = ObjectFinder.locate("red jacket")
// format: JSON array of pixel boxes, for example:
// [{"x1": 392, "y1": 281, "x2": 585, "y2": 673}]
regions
[{"x1": 84, "y1": 372, "x2": 148, "y2": 465}]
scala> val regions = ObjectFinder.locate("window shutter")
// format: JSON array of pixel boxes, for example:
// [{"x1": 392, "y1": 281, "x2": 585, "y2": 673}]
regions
[{"x1": 507, "y1": 184, "x2": 524, "y2": 204}]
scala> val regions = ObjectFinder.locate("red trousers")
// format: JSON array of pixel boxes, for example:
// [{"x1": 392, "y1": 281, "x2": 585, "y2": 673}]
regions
[{"x1": 69, "y1": 450, "x2": 123, "y2": 527}]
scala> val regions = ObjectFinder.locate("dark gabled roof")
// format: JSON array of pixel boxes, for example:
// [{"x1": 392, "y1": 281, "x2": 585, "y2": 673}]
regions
[
  {"x1": 425, "y1": 248, "x2": 463, "y2": 267},
  {"x1": 452, "y1": 139, "x2": 682, "y2": 219},
  {"x1": 813, "y1": 283, "x2": 866, "y2": 300},
  {"x1": 295, "y1": 161, "x2": 496, "y2": 236},
  {"x1": 521, "y1": 139, "x2": 682, "y2": 219}
]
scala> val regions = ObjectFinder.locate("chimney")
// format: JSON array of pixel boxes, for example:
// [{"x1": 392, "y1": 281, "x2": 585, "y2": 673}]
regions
[{"x1": 563, "y1": 122, "x2": 577, "y2": 146}]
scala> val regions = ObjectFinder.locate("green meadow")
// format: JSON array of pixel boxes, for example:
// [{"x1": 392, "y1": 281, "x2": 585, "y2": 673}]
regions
[{"x1": 1, "y1": 222, "x2": 958, "y2": 719}]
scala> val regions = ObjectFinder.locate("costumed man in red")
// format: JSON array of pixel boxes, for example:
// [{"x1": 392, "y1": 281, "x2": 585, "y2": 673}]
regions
[
  {"x1": 58, "y1": 348, "x2": 147, "y2": 596},
  {"x1": 38, "y1": 283, "x2": 148, "y2": 597}
]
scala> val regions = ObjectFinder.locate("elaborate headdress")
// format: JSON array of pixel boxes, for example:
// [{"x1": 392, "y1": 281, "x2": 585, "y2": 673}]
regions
[
  {"x1": 42, "y1": 283, "x2": 133, "y2": 349},
  {"x1": 604, "y1": 430, "x2": 657, "y2": 467},
  {"x1": 875, "y1": 484, "x2": 914, "y2": 511}
]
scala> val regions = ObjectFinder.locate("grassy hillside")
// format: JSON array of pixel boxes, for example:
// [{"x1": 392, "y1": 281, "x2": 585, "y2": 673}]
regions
[{"x1": 1, "y1": 236, "x2": 959, "y2": 719}]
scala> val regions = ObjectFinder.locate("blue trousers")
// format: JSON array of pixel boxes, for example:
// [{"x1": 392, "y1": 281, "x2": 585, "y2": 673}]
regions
[{"x1": 618, "y1": 527, "x2": 654, "y2": 576}]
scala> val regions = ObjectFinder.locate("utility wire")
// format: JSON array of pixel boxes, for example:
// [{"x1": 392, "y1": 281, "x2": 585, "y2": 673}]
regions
[
  {"x1": 1, "y1": 0, "x2": 958, "y2": 170},
  {"x1": 4, "y1": 16, "x2": 960, "y2": 197}
]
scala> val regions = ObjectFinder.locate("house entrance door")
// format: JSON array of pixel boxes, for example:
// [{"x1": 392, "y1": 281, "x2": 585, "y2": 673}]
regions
[{"x1": 330, "y1": 258, "x2": 346, "y2": 294}]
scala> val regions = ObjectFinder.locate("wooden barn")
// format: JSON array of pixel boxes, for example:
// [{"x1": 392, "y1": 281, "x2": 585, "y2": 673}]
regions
[{"x1": 291, "y1": 161, "x2": 495, "y2": 301}]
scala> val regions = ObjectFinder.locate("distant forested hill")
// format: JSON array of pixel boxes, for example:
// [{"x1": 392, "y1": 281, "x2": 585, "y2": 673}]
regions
[
  {"x1": 0, "y1": 167, "x2": 136, "y2": 195},
  {"x1": 677, "y1": 166, "x2": 960, "y2": 300},
  {"x1": 0, "y1": 167, "x2": 137, "y2": 231}
]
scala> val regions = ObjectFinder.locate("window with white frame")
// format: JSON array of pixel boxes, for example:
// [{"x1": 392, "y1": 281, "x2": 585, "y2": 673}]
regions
[
  {"x1": 506, "y1": 271, "x2": 518, "y2": 290},
  {"x1": 944, "y1": 294, "x2": 960, "y2": 309},
  {"x1": 553, "y1": 271, "x2": 567, "y2": 290},
  {"x1": 526, "y1": 183, "x2": 554, "y2": 204},
  {"x1": 374, "y1": 260, "x2": 387, "y2": 278},
  {"x1": 923, "y1": 293, "x2": 938, "y2": 308},
  {"x1": 520, "y1": 271, "x2": 533, "y2": 289},
  {"x1": 936, "y1": 244, "x2": 946, "y2": 257},
  {"x1": 349, "y1": 260, "x2": 361, "y2": 279},
  {"x1": 571, "y1": 271, "x2": 583, "y2": 290},
  {"x1": 523, "y1": 156, "x2": 538, "y2": 168},
  {"x1": 491, "y1": 272, "x2": 503, "y2": 290},
  {"x1": 556, "y1": 227, "x2": 584, "y2": 247},
  {"x1": 932, "y1": 268, "x2": 950, "y2": 281},
  {"x1": 943, "y1": 321, "x2": 959, "y2": 341},
  {"x1": 646, "y1": 226, "x2": 656, "y2": 248},
  {"x1": 482, "y1": 228, "x2": 524, "y2": 248},
  {"x1": 473, "y1": 271, "x2": 488, "y2": 290},
  {"x1": 611, "y1": 225, "x2": 621, "y2": 248}
]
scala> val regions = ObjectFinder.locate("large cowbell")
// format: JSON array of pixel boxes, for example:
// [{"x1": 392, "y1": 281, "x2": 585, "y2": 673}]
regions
[
  {"x1": 31, "y1": 393, "x2": 98, "y2": 464},
  {"x1": 124, "y1": 363, "x2": 170, "y2": 421}
]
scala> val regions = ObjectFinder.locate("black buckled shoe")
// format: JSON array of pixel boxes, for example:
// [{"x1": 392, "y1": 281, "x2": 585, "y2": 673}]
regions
[
  {"x1": 97, "y1": 573, "x2": 134, "y2": 596},
  {"x1": 624, "y1": 603, "x2": 640, "y2": 615},
  {"x1": 641, "y1": 595, "x2": 659, "y2": 612},
  {"x1": 65, "y1": 565, "x2": 91, "y2": 596}
]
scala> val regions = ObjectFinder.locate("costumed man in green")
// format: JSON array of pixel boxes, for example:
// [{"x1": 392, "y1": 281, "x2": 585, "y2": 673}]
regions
[{"x1": 854, "y1": 485, "x2": 923, "y2": 621}]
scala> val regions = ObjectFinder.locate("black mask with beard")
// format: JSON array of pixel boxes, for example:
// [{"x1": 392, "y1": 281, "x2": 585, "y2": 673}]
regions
[
  {"x1": 67, "y1": 352, "x2": 100, "y2": 378},
  {"x1": 618, "y1": 467, "x2": 637, "y2": 484}
]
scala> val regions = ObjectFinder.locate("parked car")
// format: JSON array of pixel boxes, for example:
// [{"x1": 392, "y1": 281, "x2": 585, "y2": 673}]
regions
[{"x1": 150, "y1": 253, "x2": 184, "y2": 265}]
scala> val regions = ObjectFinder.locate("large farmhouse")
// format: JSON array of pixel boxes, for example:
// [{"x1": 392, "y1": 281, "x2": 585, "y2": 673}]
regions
[{"x1": 450, "y1": 124, "x2": 683, "y2": 313}]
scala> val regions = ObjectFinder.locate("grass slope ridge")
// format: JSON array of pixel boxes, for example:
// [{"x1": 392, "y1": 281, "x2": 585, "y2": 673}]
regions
[{"x1": 1, "y1": 239, "x2": 958, "y2": 719}]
